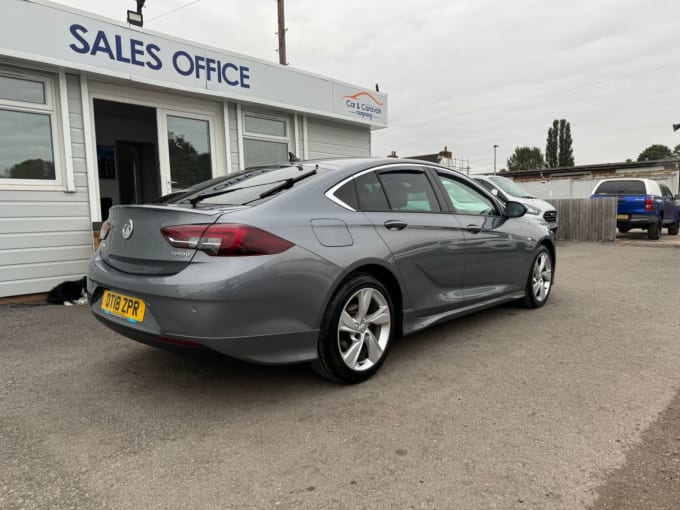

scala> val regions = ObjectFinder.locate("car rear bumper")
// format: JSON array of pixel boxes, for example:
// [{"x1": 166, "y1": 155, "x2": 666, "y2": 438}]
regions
[
  {"x1": 91, "y1": 310, "x2": 318, "y2": 364},
  {"x1": 87, "y1": 247, "x2": 337, "y2": 364},
  {"x1": 617, "y1": 214, "x2": 658, "y2": 228}
]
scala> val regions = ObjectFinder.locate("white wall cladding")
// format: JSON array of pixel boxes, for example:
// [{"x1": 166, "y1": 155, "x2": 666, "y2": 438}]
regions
[
  {"x1": 0, "y1": 74, "x2": 92, "y2": 297},
  {"x1": 295, "y1": 114, "x2": 304, "y2": 159},
  {"x1": 306, "y1": 118, "x2": 370, "y2": 159}
]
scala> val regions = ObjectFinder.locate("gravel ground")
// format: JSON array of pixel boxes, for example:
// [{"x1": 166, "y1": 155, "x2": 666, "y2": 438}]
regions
[{"x1": 1, "y1": 241, "x2": 679, "y2": 509}]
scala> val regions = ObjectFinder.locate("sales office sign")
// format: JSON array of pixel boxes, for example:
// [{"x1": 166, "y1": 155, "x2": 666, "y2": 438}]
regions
[
  {"x1": 67, "y1": 24, "x2": 252, "y2": 90},
  {"x1": 0, "y1": 1, "x2": 387, "y2": 127}
]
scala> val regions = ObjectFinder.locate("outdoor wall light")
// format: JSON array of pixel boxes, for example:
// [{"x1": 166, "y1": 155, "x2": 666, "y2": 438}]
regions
[{"x1": 127, "y1": 0, "x2": 145, "y2": 27}]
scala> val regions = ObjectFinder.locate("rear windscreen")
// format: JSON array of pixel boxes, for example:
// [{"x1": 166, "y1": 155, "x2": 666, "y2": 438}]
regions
[
  {"x1": 593, "y1": 180, "x2": 646, "y2": 195},
  {"x1": 177, "y1": 164, "x2": 322, "y2": 206}
]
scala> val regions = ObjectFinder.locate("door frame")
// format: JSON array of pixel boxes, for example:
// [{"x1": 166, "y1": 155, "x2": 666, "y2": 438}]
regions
[
  {"x1": 83, "y1": 78, "x2": 226, "y2": 221},
  {"x1": 156, "y1": 108, "x2": 218, "y2": 195}
]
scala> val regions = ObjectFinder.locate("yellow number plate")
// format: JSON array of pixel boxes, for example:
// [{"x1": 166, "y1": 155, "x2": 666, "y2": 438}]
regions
[
  {"x1": 616, "y1": 214, "x2": 629, "y2": 220},
  {"x1": 101, "y1": 290, "x2": 146, "y2": 323}
]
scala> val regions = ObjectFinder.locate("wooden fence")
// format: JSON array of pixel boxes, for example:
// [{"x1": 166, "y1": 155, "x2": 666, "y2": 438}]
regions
[{"x1": 550, "y1": 198, "x2": 617, "y2": 242}]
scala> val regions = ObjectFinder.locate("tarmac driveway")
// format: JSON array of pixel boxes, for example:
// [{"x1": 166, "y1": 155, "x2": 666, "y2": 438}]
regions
[{"x1": 1, "y1": 242, "x2": 679, "y2": 509}]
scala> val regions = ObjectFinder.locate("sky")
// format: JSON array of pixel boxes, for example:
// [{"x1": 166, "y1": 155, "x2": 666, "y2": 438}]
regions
[{"x1": 52, "y1": 0, "x2": 680, "y2": 174}]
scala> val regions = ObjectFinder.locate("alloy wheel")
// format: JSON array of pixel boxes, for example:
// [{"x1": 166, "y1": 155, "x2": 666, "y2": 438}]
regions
[
  {"x1": 337, "y1": 287, "x2": 391, "y2": 371},
  {"x1": 531, "y1": 252, "x2": 553, "y2": 303}
]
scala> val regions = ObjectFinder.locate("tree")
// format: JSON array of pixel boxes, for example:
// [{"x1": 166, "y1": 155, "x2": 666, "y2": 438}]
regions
[
  {"x1": 559, "y1": 120, "x2": 574, "y2": 167},
  {"x1": 545, "y1": 118, "x2": 574, "y2": 168},
  {"x1": 167, "y1": 133, "x2": 211, "y2": 189},
  {"x1": 545, "y1": 120, "x2": 558, "y2": 168},
  {"x1": 672, "y1": 144, "x2": 680, "y2": 157},
  {"x1": 8, "y1": 158, "x2": 55, "y2": 179},
  {"x1": 637, "y1": 144, "x2": 672, "y2": 162},
  {"x1": 506, "y1": 147, "x2": 545, "y2": 172}
]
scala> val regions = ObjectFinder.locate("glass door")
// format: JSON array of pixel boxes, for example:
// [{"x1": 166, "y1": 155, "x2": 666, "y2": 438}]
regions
[{"x1": 157, "y1": 110, "x2": 216, "y2": 194}]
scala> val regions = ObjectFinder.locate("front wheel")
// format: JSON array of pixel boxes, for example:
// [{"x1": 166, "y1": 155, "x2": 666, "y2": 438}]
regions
[
  {"x1": 668, "y1": 219, "x2": 679, "y2": 236},
  {"x1": 522, "y1": 247, "x2": 553, "y2": 308},
  {"x1": 311, "y1": 274, "x2": 395, "y2": 384}
]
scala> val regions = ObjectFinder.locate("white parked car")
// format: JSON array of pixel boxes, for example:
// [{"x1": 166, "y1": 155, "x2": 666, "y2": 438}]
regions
[{"x1": 474, "y1": 175, "x2": 558, "y2": 233}]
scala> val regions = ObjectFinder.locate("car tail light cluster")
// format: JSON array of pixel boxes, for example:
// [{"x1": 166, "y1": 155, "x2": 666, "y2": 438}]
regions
[
  {"x1": 160, "y1": 224, "x2": 294, "y2": 256},
  {"x1": 100, "y1": 220, "x2": 112, "y2": 241},
  {"x1": 645, "y1": 197, "x2": 654, "y2": 211}
]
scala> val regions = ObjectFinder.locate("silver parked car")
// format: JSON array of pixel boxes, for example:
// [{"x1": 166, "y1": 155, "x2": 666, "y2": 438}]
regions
[{"x1": 88, "y1": 158, "x2": 556, "y2": 383}]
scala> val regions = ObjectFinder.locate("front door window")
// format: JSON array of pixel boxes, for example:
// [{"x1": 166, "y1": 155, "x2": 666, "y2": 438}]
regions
[{"x1": 166, "y1": 115, "x2": 212, "y2": 192}]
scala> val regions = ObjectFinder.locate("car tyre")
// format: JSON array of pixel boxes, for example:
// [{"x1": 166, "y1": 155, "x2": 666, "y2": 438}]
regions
[
  {"x1": 312, "y1": 273, "x2": 394, "y2": 384},
  {"x1": 647, "y1": 219, "x2": 661, "y2": 240},
  {"x1": 522, "y1": 246, "x2": 553, "y2": 309},
  {"x1": 668, "y1": 219, "x2": 679, "y2": 236}
]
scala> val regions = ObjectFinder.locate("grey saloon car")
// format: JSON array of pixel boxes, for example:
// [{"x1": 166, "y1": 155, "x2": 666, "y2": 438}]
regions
[{"x1": 88, "y1": 158, "x2": 555, "y2": 383}]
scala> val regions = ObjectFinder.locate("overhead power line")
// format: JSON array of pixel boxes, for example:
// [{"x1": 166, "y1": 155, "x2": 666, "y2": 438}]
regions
[{"x1": 146, "y1": 0, "x2": 202, "y2": 24}]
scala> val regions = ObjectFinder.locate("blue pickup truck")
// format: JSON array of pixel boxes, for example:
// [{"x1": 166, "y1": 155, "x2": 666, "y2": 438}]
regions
[{"x1": 591, "y1": 178, "x2": 680, "y2": 240}]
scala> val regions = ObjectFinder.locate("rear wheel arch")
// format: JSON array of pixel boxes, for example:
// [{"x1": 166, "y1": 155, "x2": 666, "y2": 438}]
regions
[
  {"x1": 312, "y1": 272, "x2": 396, "y2": 383},
  {"x1": 321, "y1": 263, "x2": 404, "y2": 338}
]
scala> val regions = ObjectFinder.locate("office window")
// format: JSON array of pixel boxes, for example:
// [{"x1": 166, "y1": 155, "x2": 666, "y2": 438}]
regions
[
  {"x1": 242, "y1": 113, "x2": 290, "y2": 168},
  {"x1": 0, "y1": 70, "x2": 59, "y2": 183}
]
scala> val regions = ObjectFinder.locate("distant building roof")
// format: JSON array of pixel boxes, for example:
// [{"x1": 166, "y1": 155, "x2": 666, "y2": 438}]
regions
[
  {"x1": 406, "y1": 147, "x2": 453, "y2": 164},
  {"x1": 485, "y1": 158, "x2": 680, "y2": 179},
  {"x1": 408, "y1": 153, "x2": 444, "y2": 163}
]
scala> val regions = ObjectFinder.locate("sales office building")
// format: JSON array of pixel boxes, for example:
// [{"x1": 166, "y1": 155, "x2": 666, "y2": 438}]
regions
[{"x1": 0, "y1": 0, "x2": 388, "y2": 298}]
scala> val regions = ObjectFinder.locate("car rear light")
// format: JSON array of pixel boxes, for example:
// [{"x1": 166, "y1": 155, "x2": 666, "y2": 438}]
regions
[
  {"x1": 645, "y1": 197, "x2": 654, "y2": 211},
  {"x1": 100, "y1": 220, "x2": 112, "y2": 241},
  {"x1": 160, "y1": 224, "x2": 294, "y2": 256}
]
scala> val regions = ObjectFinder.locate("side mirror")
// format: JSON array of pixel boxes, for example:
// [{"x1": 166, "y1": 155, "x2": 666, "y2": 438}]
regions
[{"x1": 505, "y1": 201, "x2": 527, "y2": 218}]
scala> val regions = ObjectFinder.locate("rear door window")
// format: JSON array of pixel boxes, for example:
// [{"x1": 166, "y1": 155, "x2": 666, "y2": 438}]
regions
[
  {"x1": 594, "y1": 180, "x2": 646, "y2": 195},
  {"x1": 376, "y1": 170, "x2": 441, "y2": 212},
  {"x1": 354, "y1": 171, "x2": 390, "y2": 211}
]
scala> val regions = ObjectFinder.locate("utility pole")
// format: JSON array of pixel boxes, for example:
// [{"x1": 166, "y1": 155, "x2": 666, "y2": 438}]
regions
[
  {"x1": 493, "y1": 144, "x2": 499, "y2": 175},
  {"x1": 277, "y1": 0, "x2": 287, "y2": 65}
]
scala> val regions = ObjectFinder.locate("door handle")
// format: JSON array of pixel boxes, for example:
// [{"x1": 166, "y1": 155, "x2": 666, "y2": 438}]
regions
[
  {"x1": 466, "y1": 225, "x2": 482, "y2": 234},
  {"x1": 384, "y1": 220, "x2": 408, "y2": 231}
]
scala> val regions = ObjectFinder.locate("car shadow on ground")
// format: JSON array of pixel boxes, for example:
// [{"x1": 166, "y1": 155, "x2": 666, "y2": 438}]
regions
[
  {"x1": 95, "y1": 299, "x2": 533, "y2": 405},
  {"x1": 616, "y1": 231, "x2": 680, "y2": 246}
]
